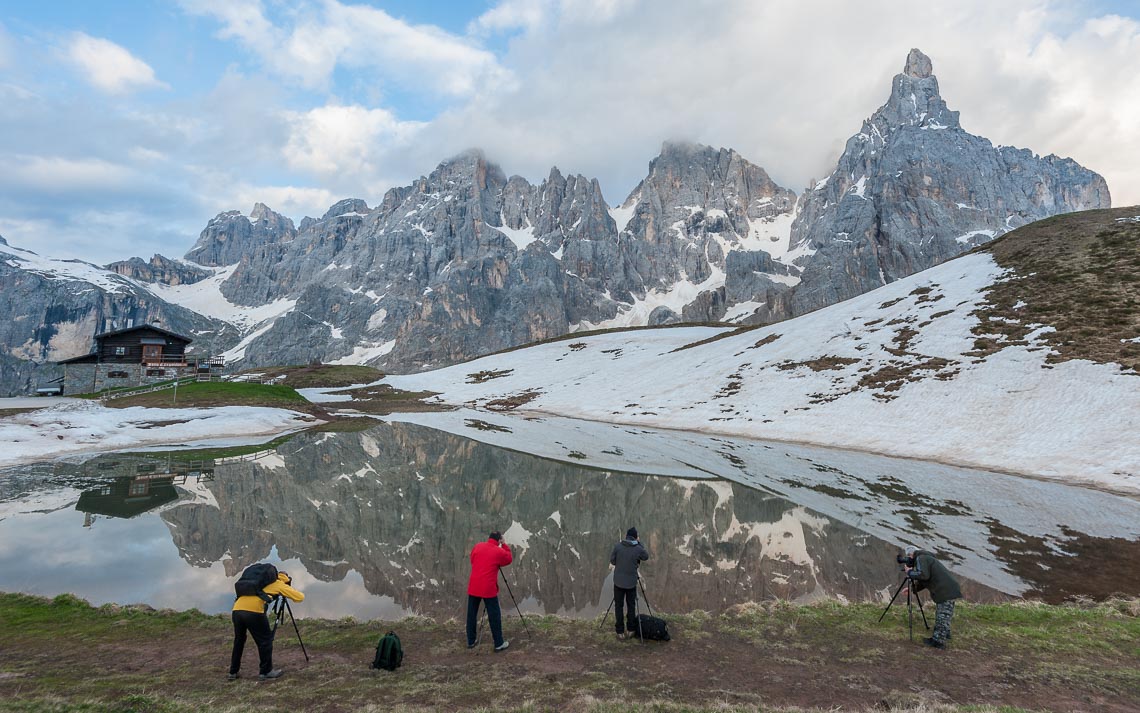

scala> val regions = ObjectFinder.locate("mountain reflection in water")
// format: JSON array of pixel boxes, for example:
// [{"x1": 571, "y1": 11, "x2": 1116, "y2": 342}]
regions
[{"x1": 1, "y1": 416, "x2": 1137, "y2": 618}]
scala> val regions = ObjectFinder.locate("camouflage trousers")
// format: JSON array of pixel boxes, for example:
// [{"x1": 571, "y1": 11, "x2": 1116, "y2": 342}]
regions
[{"x1": 933, "y1": 599, "x2": 955, "y2": 643}]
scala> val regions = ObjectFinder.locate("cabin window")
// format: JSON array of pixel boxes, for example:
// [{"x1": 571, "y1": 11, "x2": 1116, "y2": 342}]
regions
[
  {"x1": 107, "y1": 371, "x2": 128, "y2": 379},
  {"x1": 129, "y1": 482, "x2": 148, "y2": 496},
  {"x1": 100, "y1": 487, "x2": 112, "y2": 496},
  {"x1": 114, "y1": 346, "x2": 127, "y2": 356},
  {"x1": 147, "y1": 369, "x2": 165, "y2": 377}
]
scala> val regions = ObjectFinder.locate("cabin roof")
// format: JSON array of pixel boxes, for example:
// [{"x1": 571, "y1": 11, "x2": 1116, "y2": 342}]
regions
[
  {"x1": 94, "y1": 325, "x2": 193, "y2": 343},
  {"x1": 56, "y1": 353, "x2": 99, "y2": 365}
]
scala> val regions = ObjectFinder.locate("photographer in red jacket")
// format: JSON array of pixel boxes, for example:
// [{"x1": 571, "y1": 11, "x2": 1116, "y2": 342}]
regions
[{"x1": 466, "y1": 531, "x2": 513, "y2": 652}]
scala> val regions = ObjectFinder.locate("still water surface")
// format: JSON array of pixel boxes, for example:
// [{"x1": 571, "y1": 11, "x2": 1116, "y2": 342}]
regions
[{"x1": 1, "y1": 413, "x2": 1137, "y2": 619}]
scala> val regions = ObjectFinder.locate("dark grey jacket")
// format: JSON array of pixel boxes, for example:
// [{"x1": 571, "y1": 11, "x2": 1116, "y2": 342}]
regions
[
  {"x1": 610, "y1": 538, "x2": 649, "y2": 589},
  {"x1": 908, "y1": 550, "x2": 962, "y2": 603}
]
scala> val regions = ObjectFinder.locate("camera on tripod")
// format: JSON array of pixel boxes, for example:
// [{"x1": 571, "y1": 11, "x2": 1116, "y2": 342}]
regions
[{"x1": 896, "y1": 552, "x2": 916, "y2": 569}]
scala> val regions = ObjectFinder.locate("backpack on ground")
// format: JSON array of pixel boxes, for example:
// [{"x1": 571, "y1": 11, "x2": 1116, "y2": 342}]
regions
[
  {"x1": 234, "y1": 563, "x2": 279, "y2": 602},
  {"x1": 633, "y1": 614, "x2": 670, "y2": 641},
  {"x1": 371, "y1": 631, "x2": 403, "y2": 671}
]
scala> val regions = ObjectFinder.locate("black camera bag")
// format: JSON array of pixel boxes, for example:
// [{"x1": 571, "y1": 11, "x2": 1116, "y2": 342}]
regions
[{"x1": 633, "y1": 614, "x2": 670, "y2": 641}]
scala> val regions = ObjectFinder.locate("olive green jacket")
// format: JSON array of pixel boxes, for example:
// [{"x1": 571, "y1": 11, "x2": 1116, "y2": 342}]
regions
[{"x1": 908, "y1": 551, "x2": 962, "y2": 603}]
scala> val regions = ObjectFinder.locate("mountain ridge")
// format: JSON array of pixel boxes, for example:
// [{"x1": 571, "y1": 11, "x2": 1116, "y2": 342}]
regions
[{"x1": 0, "y1": 49, "x2": 1113, "y2": 395}]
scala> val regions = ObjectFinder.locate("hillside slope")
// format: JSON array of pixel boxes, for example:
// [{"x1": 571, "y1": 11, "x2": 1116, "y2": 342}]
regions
[{"x1": 386, "y1": 208, "x2": 1140, "y2": 492}]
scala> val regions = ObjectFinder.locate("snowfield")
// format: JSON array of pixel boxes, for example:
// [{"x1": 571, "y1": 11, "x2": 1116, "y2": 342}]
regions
[
  {"x1": 386, "y1": 252, "x2": 1140, "y2": 494},
  {"x1": 0, "y1": 401, "x2": 318, "y2": 466}
]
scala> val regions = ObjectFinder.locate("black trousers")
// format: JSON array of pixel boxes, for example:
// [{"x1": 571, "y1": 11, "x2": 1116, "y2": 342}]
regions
[
  {"x1": 614, "y1": 585, "x2": 638, "y2": 634},
  {"x1": 230, "y1": 610, "x2": 275, "y2": 675},
  {"x1": 466, "y1": 595, "x2": 504, "y2": 647}
]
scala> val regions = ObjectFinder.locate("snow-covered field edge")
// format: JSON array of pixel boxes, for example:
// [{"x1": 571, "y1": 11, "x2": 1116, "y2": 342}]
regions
[
  {"x1": 0, "y1": 401, "x2": 321, "y2": 467},
  {"x1": 385, "y1": 253, "x2": 1140, "y2": 495}
]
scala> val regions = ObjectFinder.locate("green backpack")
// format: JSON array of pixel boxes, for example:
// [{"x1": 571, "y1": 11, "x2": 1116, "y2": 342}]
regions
[{"x1": 371, "y1": 631, "x2": 403, "y2": 671}]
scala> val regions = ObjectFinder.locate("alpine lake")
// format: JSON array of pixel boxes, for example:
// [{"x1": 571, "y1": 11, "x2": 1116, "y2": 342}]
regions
[{"x1": 2, "y1": 408, "x2": 1138, "y2": 621}]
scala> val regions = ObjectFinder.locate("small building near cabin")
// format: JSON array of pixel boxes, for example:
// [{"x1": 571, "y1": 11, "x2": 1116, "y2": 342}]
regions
[{"x1": 57, "y1": 325, "x2": 198, "y2": 395}]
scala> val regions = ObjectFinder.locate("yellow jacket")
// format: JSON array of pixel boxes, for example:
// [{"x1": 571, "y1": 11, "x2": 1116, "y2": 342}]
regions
[{"x1": 232, "y1": 572, "x2": 305, "y2": 613}]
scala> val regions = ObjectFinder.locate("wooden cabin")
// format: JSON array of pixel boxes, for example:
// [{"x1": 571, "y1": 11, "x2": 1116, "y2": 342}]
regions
[{"x1": 57, "y1": 325, "x2": 195, "y2": 394}]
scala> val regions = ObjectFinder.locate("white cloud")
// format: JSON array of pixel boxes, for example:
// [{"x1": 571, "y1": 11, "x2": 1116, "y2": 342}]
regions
[
  {"x1": 181, "y1": 0, "x2": 508, "y2": 95},
  {"x1": 65, "y1": 32, "x2": 168, "y2": 94},
  {"x1": 177, "y1": 0, "x2": 278, "y2": 51},
  {"x1": 469, "y1": 0, "x2": 553, "y2": 35},
  {"x1": 2, "y1": 155, "x2": 136, "y2": 192},
  {"x1": 283, "y1": 104, "x2": 424, "y2": 181},
  {"x1": 230, "y1": 184, "x2": 338, "y2": 220}
]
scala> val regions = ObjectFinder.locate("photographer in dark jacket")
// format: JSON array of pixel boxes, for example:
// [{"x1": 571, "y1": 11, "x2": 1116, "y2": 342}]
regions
[
  {"x1": 903, "y1": 545, "x2": 962, "y2": 649},
  {"x1": 609, "y1": 527, "x2": 649, "y2": 640}
]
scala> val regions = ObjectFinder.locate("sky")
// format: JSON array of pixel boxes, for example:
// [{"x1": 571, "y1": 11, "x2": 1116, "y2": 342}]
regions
[{"x1": 1, "y1": 0, "x2": 1138, "y2": 264}]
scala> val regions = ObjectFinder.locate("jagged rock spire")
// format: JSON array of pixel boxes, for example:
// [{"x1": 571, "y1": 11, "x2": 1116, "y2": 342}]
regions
[
  {"x1": 869, "y1": 48, "x2": 959, "y2": 132},
  {"x1": 904, "y1": 48, "x2": 933, "y2": 78}
]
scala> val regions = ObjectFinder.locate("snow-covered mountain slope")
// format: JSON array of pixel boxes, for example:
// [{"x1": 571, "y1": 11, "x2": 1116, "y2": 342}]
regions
[{"x1": 386, "y1": 208, "x2": 1140, "y2": 492}]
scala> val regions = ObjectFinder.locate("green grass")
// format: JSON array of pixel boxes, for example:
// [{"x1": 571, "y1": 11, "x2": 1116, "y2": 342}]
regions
[
  {"x1": 233, "y1": 364, "x2": 384, "y2": 389},
  {"x1": 103, "y1": 381, "x2": 309, "y2": 409}
]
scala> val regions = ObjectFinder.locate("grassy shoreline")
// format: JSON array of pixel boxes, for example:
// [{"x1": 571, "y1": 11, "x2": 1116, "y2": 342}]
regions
[{"x1": 2, "y1": 592, "x2": 1137, "y2": 713}]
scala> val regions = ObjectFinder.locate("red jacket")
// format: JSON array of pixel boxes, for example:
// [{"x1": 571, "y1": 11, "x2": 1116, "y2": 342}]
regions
[{"x1": 468, "y1": 538, "x2": 513, "y2": 598}]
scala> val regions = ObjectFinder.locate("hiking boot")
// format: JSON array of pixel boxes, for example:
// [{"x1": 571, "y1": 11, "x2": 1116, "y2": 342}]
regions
[
  {"x1": 259, "y1": 669, "x2": 284, "y2": 680},
  {"x1": 616, "y1": 632, "x2": 627, "y2": 640},
  {"x1": 227, "y1": 673, "x2": 240, "y2": 681},
  {"x1": 494, "y1": 640, "x2": 510, "y2": 652},
  {"x1": 922, "y1": 637, "x2": 945, "y2": 649}
]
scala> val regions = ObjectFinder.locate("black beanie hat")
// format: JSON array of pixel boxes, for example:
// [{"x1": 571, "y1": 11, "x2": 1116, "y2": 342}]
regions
[
  {"x1": 626, "y1": 527, "x2": 638, "y2": 539},
  {"x1": 489, "y1": 531, "x2": 502, "y2": 541}
]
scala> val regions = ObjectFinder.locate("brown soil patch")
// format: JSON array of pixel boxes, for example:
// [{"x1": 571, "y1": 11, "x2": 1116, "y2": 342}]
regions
[
  {"x1": 467, "y1": 368, "x2": 514, "y2": 384},
  {"x1": 486, "y1": 389, "x2": 542, "y2": 411},
  {"x1": 776, "y1": 356, "x2": 860, "y2": 372},
  {"x1": 335, "y1": 384, "x2": 450, "y2": 415},
  {"x1": 969, "y1": 206, "x2": 1140, "y2": 372},
  {"x1": 0, "y1": 408, "x2": 36, "y2": 419}
]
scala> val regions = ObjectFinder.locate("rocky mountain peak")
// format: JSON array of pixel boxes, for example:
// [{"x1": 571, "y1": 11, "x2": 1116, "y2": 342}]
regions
[
  {"x1": 185, "y1": 204, "x2": 297, "y2": 267},
  {"x1": 0, "y1": 235, "x2": 7, "y2": 246},
  {"x1": 321, "y1": 198, "x2": 371, "y2": 220},
  {"x1": 423, "y1": 149, "x2": 507, "y2": 195},
  {"x1": 631, "y1": 141, "x2": 795, "y2": 216},
  {"x1": 904, "y1": 48, "x2": 933, "y2": 78},
  {"x1": 249, "y1": 202, "x2": 273, "y2": 222},
  {"x1": 778, "y1": 49, "x2": 1109, "y2": 328}
]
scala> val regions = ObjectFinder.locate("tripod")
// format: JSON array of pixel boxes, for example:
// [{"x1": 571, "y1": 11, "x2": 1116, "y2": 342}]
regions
[
  {"x1": 271, "y1": 596, "x2": 310, "y2": 662},
  {"x1": 500, "y1": 569, "x2": 532, "y2": 639},
  {"x1": 877, "y1": 573, "x2": 930, "y2": 642},
  {"x1": 598, "y1": 574, "x2": 653, "y2": 642}
]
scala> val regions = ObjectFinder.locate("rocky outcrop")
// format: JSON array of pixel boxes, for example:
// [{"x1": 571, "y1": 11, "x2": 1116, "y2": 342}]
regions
[
  {"x1": 106, "y1": 254, "x2": 212, "y2": 285},
  {"x1": 184, "y1": 202, "x2": 297, "y2": 268},
  {"x1": 729, "y1": 48, "x2": 1111, "y2": 324}
]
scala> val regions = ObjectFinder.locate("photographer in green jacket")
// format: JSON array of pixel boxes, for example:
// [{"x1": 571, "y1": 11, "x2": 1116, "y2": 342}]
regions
[{"x1": 902, "y1": 545, "x2": 962, "y2": 649}]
